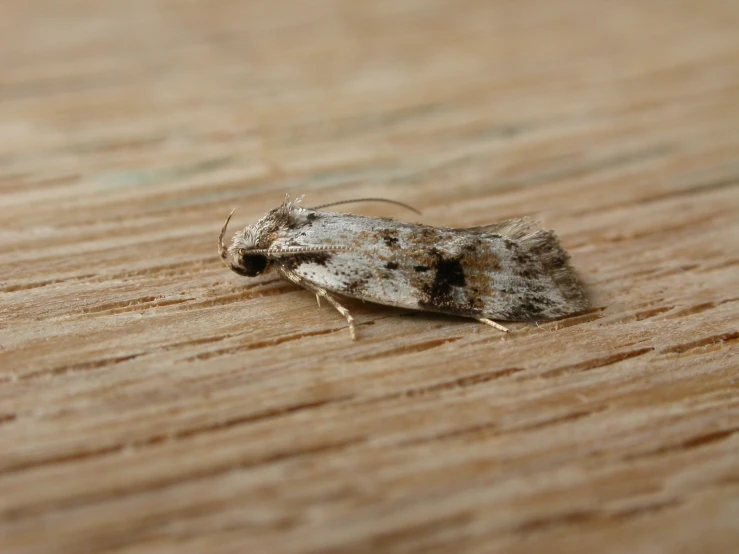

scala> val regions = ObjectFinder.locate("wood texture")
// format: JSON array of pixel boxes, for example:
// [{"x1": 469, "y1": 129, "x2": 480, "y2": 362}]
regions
[{"x1": 1, "y1": 1, "x2": 738, "y2": 552}]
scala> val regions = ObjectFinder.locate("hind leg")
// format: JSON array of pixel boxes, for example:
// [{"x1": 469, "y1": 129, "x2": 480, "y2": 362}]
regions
[{"x1": 476, "y1": 317, "x2": 509, "y2": 333}]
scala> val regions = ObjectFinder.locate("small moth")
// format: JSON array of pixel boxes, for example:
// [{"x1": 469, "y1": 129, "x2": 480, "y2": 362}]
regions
[{"x1": 219, "y1": 195, "x2": 587, "y2": 339}]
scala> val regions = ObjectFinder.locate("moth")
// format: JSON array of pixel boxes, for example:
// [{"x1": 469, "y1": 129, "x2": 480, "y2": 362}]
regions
[{"x1": 219, "y1": 195, "x2": 587, "y2": 339}]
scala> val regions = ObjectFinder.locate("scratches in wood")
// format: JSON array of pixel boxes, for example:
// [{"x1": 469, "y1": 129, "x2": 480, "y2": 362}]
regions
[
  {"x1": 0, "y1": 396, "x2": 356, "y2": 477},
  {"x1": 365, "y1": 367, "x2": 527, "y2": 405},
  {"x1": 184, "y1": 328, "x2": 340, "y2": 361},
  {"x1": 541, "y1": 348, "x2": 655, "y2": 378},
  {"x1": 179, "y1": 284, "x2": 296, "y2": 311},
  {"x1": 515, "y1": 499, "x2": 682, "y2": 534},
  {"x1": 547, "y1": 309, "x2": 607, "y2": 329},
  {"x1": 665, "y1": 298, "x2": 739, "y2": 319},
  {"x1": 81, "y1": 296, "x2": 194, "y2": 315},
  {"x1": 625, "y1": 427, "x2": 739, "y2": 461},
  {"x1": 356, "y1": 337, "x2": 464, "y2": 361},
  {"x1": 0, "y1": 413, "x2": 18, "y2": 425},
  {"x1": 660, "y1": 331, "x2": 739, "y2": 355},
  {"x1": 17, "y1": 354, "x2": 142, "y2": 381},
  {"x1": 4, "y1": 438, "x2": 366, "y2": 521}
]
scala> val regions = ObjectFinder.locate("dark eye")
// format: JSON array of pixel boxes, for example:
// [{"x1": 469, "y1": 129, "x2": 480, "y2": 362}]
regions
[{"x1": 237, "y1": 254, "x2": 268, "y2": 277}]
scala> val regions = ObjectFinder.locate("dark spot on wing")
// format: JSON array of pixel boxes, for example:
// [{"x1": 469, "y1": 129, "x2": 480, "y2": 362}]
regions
[
  {"x1": 505, "y1": 240, "x2": 551, "y2": 281},
  {"x1": 517, "y1": 267, "x2": 539, "y2": 280},
  {"x1": 344, "y1": 278, "x2": 368, "y2": 296},
  {"x1": 414, "y1": 265, "x2": 429, "y2": 272},
  {"x1": 277, "y1": 252, "x2": 332, "y2": 271},
  {"x1": 512, "y1": 250, "x2": 532, "y2": 266},
  {"x1": 385, "y1": 261, "x2": 399, "y2": 270},
  {"x1": 418, "y1": 228, "x2": 438, "y2": 244},
  {"x1": 378, "y1": 228, "x2": 399, "y2": 247},
  {"x1": 418, "y1": 254, "x2": 466, "y2": 311},
  {"x1": 467, "y1": 295, "x2": 485, "y2": 311},
  {"x1": 515, "y1": 299, "x2": 547, "y2": 319},
  {"x1": 435, "y1": 257, "x2": 466, "y2": 289},
  {"x1": 306, "y1": 212, "x2": 317, "y2": 221}
]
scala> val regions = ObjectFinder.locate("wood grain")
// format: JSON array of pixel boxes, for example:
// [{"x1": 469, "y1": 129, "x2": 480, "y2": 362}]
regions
[{"x1": 1, "y1": 1, "x2": 738, "y2": 552}]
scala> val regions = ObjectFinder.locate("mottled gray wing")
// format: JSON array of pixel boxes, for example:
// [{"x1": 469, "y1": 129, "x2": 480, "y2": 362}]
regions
[{"x1": 270, "y1": 209, "x2": 587, "y2": 321}]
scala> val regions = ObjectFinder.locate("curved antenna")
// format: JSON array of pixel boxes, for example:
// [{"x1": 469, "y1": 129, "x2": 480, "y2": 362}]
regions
[
  {"x1": 310, "y1": 198, "x2": 421, "y2": 215},
  {"x1": 218, "y1": 208, "x2": 236, "y2": 266}
]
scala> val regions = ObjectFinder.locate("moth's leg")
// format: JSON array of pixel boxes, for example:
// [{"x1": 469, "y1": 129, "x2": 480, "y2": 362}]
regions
[
  {"x1": 315, "y1": 294, "x2": 321, "y2": 307},
  {"x1": 312, "y1": 286, "x2": 356, "y2": 340},
  {"x1": 278, "y1": 269, "x2": 356, "y2": 339},
  {"x1": 476, "y1": 317, "x2": 509, "y2": 333}
]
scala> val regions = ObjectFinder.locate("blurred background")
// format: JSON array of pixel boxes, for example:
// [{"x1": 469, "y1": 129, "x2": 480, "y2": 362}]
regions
[{"x1": 3, "y1": 0, "x2": 736, "y2": 233}]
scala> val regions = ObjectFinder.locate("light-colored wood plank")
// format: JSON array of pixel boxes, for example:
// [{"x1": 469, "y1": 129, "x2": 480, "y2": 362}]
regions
[{"x1": 1, "y1": 1, "x2": 737, "y2": 552}]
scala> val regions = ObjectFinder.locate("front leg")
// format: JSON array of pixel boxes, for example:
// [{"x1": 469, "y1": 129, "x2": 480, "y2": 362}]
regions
[{"x1": 277, "y1": 268, "x2": 356, "y2": 340}]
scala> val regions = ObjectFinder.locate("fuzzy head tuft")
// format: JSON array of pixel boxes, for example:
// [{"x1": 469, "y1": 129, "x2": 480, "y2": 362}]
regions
[{"x1": 218, "y1": 195, "x2": 305, "y2": 277}]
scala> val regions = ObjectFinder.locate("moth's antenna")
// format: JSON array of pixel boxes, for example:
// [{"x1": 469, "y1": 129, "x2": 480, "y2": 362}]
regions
[
  {"x1": 310, "y1": 198, "x2": 421, "y2": 215},
  {"x1": 219, "y1": 208, "x2": 236, "y2": 266}
]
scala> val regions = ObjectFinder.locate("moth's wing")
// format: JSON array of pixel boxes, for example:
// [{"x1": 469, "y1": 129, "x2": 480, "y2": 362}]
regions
[
  {"x1": 271, "y1": 210, "x2": 418, "y2": 309},
  {"x1": 496, "y1": 235, "x2": 585, "y2": 320},
  {"x1": 271, "y1": 210, "x2": 587, "y2": 321},
  {"x1": 268, "y1": 211, "x2": 441, "y2": 311}
]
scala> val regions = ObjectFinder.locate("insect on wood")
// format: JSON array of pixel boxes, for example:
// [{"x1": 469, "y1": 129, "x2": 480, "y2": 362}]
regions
[{"x1": 219, "y1": 195, "x2": 587, "y2": 339}]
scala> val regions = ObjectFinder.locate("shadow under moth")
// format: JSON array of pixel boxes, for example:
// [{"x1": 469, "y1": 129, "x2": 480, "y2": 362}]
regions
[{"x1": 219, "y1": 195, "x2": 587, "y2": 339}]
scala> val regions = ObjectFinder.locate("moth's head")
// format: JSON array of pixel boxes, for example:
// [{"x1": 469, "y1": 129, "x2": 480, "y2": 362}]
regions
[
  {"x1": 218, "y1": 209, "x2": 271, "y2": 277},
  {"x1": 219, "y1": 197, "x2": 304, "y2": 277}
]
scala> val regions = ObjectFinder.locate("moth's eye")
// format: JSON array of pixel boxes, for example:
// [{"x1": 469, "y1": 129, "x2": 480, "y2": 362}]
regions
[{"x1": 238, "y1": 254, "x2": 268, "y2": 277}]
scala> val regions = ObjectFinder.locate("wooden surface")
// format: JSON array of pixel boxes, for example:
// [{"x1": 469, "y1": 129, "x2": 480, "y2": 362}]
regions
[{"x1": 1, "y1": 1, "x2": 738, "y2": 552}]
